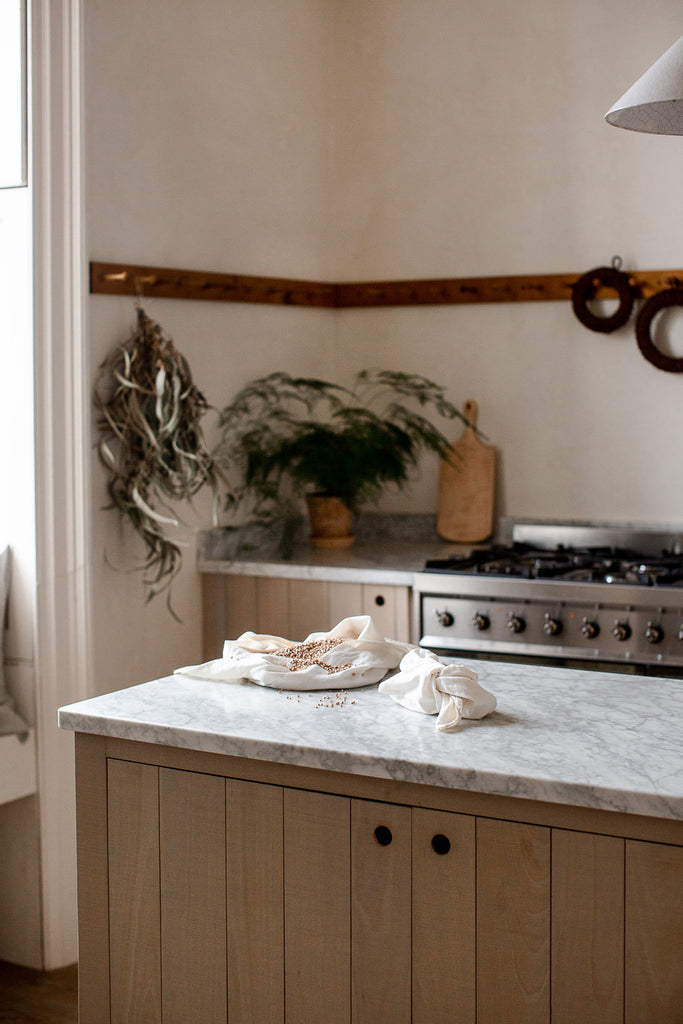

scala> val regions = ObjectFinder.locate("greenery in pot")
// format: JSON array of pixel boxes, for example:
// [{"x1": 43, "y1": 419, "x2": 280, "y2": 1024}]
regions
[{"x1": 213, "y1": 369, "x2": 471, "y2": 546}]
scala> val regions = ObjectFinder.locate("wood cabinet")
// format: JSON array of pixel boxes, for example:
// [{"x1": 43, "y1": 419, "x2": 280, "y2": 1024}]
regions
[
  {"x1": 202, "y1": 573, "x2": 412, "y2": 657},
  {"x1": 76, "y1": 734, "x2": 683, "y2": 1024}
]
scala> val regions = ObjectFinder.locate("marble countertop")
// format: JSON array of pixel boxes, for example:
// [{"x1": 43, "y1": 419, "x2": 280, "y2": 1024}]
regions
[
  {"x1": 59, "y1": 658, "x2": 683, "y2": 821},
  {"x1": 197, "y1": 514, "x2": 473, "y2": 583}
]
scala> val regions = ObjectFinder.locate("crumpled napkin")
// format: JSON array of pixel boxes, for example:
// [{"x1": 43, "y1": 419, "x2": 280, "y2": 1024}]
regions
[
  {"x1": 379, "y1": 647, "x2": 497, "y2": 732},
  {"x1": 175, "y1": 614, "x2": 410, "y2": 691}
]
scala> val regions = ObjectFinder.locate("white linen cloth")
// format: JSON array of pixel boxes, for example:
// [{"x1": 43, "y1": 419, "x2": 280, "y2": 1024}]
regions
[
  {"x1": 378, "y1": 647, "x2": 497, "y2": 732},
  {"x1": 175, "y1": 615, "x2": 409, "y2": 691},
  {"x1": 175, "y1": 615, "x2": 497, "y2": 730}
]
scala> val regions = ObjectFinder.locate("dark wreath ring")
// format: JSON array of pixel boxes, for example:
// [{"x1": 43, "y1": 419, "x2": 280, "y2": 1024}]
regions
[
  {"x1": 635, "y1": 287, "x2": 683, "y2": 373},
  {"x1": 571, "y1": 265, "x2": 635, "y2": 333}
]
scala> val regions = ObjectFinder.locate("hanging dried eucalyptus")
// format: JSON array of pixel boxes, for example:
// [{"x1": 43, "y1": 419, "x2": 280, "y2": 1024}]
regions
[{"x1": 94, "y1": 307, "x2": 216, "y2": 615}]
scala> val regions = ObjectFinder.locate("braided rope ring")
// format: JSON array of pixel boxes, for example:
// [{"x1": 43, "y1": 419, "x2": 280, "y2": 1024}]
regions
[
  {"x1": 635, "y1": 288, "x2": 683, "y2": 373},
  {"x1": 571, "y1": 265, "x2": 635, "y2": 333}
]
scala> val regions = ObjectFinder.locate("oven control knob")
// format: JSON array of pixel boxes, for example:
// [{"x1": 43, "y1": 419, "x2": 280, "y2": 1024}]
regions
[
  {"x1": 645, "y1": 622, "x2": 664, "y2": 645},
  {"x1": 507, "y1": 613, "x2": 526, "y2": 634},
  {"x1": 435, "y1": 610, "x2": 454, "y2": 628},
  {"x1": 543, "y1": 613, "x2": 563, "y2": 636},
  {"x1": 580, "y1": 617, "x2": 600, "y2": 640},
  {"x1": 678, "y1": 626, "x2": 683, "y2": 644},
  {"x1": 612, "y1": 620, "x2": 632, "y2": 642},
  {"x1": 472, "y1": 612, "x2": 490, "y2": 631}
]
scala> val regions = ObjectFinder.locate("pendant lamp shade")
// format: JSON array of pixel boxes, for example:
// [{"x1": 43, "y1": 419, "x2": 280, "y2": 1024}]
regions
[{"x1": 605, "y1": 35, "x2": 683, "y2": 135}]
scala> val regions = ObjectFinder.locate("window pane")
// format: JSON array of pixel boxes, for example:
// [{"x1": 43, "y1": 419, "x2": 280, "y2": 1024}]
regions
[{"x1": 0, "y1": 0, "x2": 27, "y2": 189}]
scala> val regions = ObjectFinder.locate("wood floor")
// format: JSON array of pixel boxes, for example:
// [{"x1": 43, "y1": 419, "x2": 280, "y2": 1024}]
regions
[{"x1": 0, "y1": 960, "x2": 77, "y2": 1024}]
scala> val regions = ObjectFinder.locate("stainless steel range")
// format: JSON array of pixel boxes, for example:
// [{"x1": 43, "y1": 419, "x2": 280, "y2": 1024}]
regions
[{"x1": 414, "y1": 521, "x2": 683, "y2": 675}]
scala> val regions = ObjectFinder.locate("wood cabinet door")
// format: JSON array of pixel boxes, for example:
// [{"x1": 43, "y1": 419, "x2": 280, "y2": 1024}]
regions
[
  {"x1": 351, "y1": 800, "x2": 412, "y2": 1024},
  {"x1": 159, "y1": 768, "x2": 227, "y2": 1023},
  {"x1": 476, "y1": 819, "x2": 551, "y2": 1024},
  {"x1": 226, "y1": 778, "x2": 284, "y2": 1022},
  {"x1": 551, "y1": 829, "x2": 624, "y2": 1024},
  {"x1": 412, "y1": 807, "x2": 476, "y2": 1024},
  {"x1": 626, "y1": 839, "x2": 683, "y2": 1023},
  {"x1": 107, "y1": 759, "x2": 161, "y2": 1024},
  {"x1": 284, "y1": 788, "x2": 351, "y2": 1024}
]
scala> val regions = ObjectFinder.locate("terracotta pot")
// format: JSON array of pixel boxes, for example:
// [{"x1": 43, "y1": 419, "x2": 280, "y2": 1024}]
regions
[{"x1": 305, "y1": 494, "x2": 354, "y2": 549}]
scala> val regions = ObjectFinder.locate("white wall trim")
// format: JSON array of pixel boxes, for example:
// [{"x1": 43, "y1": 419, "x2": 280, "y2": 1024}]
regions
[{"x1": 31, "y1": 0, "x2": 91, "y2": 969}]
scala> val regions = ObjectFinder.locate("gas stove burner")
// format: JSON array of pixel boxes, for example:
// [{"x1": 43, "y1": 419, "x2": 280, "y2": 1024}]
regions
[
  {"x1": 424, "y1": 542, "x2": 683, "y2": 586},
  {"x1": 624, "y1": 558, "x2": 683, "y2": 587}
]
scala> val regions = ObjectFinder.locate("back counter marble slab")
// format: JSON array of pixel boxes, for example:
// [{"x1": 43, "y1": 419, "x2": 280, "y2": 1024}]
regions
[{"x1": 59, "y1": 658, "x2": 683, "y2": 821}]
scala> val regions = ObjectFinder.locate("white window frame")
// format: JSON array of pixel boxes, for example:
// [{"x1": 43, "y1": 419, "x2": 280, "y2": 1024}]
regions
[{"x1": 32, "y1": 0, "x2": 91, "y2": 968}]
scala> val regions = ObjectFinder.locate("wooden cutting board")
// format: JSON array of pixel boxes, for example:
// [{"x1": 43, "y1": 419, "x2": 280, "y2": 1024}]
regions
[{"x1": 437, "y1": 399, "x2": 496, "y2": 542}]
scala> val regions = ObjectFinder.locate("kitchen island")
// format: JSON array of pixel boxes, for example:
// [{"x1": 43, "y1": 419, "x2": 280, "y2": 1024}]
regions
[{"x1": 59, "y1": 659, "x2": 683, "y2": 1024}]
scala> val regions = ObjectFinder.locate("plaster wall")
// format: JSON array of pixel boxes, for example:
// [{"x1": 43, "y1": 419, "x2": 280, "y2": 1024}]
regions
[
  {"x1": 84, "y1": 0, "x2": 683, "y2": 694},
  {"x1": 327, "y1": 0, "x2": 683, "y2": 519}
]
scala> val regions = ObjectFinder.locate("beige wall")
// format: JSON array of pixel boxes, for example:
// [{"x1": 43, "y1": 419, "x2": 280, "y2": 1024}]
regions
[{"x1": 85, "y1": 0, "x2": 683, "y2": 692}]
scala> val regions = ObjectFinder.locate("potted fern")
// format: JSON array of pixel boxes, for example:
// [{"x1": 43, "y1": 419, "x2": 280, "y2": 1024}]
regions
[{"x1": 214, "y1": 369, "x2": 470, "y2": 549}]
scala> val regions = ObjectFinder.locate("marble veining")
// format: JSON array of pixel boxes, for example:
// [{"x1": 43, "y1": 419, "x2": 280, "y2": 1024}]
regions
[
  {"x1": 197, "y1": 514, "x2": 472, "y2": 582},
  {"x1": 59, "y1": 659, "x2": 683, "y2": 820}
]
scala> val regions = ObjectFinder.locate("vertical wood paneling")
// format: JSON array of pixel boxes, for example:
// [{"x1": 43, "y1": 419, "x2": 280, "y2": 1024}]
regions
[
  {"x1": 351, "y1": 800, "x2": 411, "y2": 1024},
  {"x1": 390, "y1": 585, "x2": 411, "y2": 641},
  {"x1": 256, "y1": 576, "x2": 291, "y2": 636},
  {"x1": 223, "y1": 575, "x2": 258, "y2": 639},
  {"x1": 412, "y1": 808, "x2": 475, "y2": 1024},
  {"x1": 626, "y1": 839, "x2": 683, "y2": 1023},
  {"x1": 107, "y1": 760, "x2": 161, "y2": 1024},
  {"x1": 284, "y1": 788, "x2": 351, "y2": 1024},
  {"x1": 201, "y1": 574, "x2": 227, "y2": 659},
  {"x1": 328, "y1": 580, "x2": 364, "y2": 625},
  {"x1": 552, "y1": 830, "x2": 624, "y2": 1024},
  {"x1": 226, "y1": 779, "x2": 284, "y2": 1022},
  {"x1": 159, "y1": 769, "x2": 227, "y2": 1023},
  {"x1": 288, "y1": 579, "x2": 329, "y2": 638},
  {"x1": 477, "y1": 818, "x2": 550, "y2": 1024},
  {"x1": 75, "y1": 733, "x2": 111, "y2": 1024},
  {"x1": 361, "y1": 584, "x2": 411, "y2": 641}
]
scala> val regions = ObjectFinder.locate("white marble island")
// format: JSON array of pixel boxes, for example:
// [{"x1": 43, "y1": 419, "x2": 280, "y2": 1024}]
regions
[
  {"x1": 60, "y1": 660, "x2": 683, "y2": 1024},
  {"x1": 60, "y1": 658, "x2": 683, "y2": 821}
]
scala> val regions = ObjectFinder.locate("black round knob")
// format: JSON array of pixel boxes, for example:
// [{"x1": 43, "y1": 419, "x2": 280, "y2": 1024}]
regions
[
  {"x1": 543, "y1": 613, "x2": 563, "y2": 636},
  {"x1": 435, "y1": 610, "x2": 454, "y2": 627},
  {"x1": 431, "y1": 833, "x2": 451, "y2": 856},
  {"x1": 645, "y1": 622, "x2": 664, "y2": 645},
  {"x1": 612, "y1": 620, "x2": 632, "y2": 642},
  {"x1": 472, "y1": 612, "x2": 490, "y2": 631},
  {"x1": 507, "y1": 613, "x2": 526, "y2": 634},
  {"x1": 580, "y1": 617, "x2": 600, "y2": 639},
  {"x1": 374, "y1": 826, "x2": 392, "y2": 846},
  {"x1": 374, "y1": 595, "x2": 385, "y2": 607}
]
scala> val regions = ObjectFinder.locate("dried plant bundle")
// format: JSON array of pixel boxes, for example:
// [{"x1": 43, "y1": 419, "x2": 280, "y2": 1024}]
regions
[{"x1": 94, "y1": 307, "x2": 216, "y2": 612}]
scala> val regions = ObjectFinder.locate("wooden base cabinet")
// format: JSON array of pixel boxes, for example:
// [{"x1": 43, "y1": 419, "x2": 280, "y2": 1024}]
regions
[
  {"x1": 75, "y1": 735, "x2": 683, "y2": 1024},
  {"x1": 202, "y1": 574, "x2": 412, "y2": 658}
]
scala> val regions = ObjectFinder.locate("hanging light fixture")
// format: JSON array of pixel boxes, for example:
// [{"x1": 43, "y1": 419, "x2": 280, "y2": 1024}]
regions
[{"x1": 605, "y1": 35, "x2": 683, "y2": 135}]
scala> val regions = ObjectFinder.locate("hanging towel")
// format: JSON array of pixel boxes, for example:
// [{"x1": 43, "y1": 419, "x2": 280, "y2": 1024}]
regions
[
  {"x1": 175, "y1": 614, "x2": 411, "y2": 691},
  {"x1": 378, "y1": 647, "x2": 497, "y2": 732}
]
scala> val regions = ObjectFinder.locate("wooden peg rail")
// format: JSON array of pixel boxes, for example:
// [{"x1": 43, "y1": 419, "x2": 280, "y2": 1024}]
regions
[{"x1": 90, "y1": 261, "x2": 683, "y2": 309}]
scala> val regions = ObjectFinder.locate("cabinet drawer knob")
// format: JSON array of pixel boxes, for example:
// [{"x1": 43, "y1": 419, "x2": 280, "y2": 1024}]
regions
[
  {"x1": 374, "y1": 825, "x2": 393, "y2": 846},
  {"x1": 374, "y1": 594, "x2": 385, "y2": 607},
  {"x1": 431, "y1": 833, "x2": 451, "y2": 855}
]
